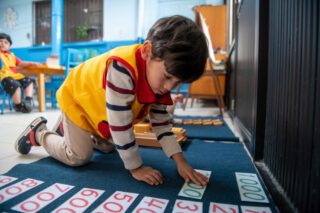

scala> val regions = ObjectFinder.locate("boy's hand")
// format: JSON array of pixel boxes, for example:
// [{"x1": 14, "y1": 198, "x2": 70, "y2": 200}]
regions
[
  {"x1": 172, "y1": 153, "x2": 209, "y2": 186},
  {"x1": 130, "y1": 166, "x2": 164, "y2": 186}
]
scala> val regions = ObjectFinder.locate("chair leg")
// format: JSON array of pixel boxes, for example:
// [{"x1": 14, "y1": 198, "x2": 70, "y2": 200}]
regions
[
  {"x1": 175, "y1": 83, "x2": 181, "y2": 95},
  {"x1": 52, "y1": 89, "x2": 57, "y2": 109},
  {"x1": 191, "y1": 98, "x2": 195, "y2": 108},
  {"x1": 1, "y1": 94, "x2": 13, "y2": 114},
  {"x1": 8, "y1": 95, "x2": 12, "y2": 111},
  {"x1": 182, "y1": 85, "x2": 191, "y2": 110},
  {"x1": 1, "y1": 99, "x2": 4, "y2": 114}
]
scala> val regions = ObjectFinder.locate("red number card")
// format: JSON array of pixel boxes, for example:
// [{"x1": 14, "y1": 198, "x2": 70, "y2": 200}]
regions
[
  {"x1": 0, "y1": 178, "x2": 43, "y2": 204},
  {"x1": 209, "y1": 202, "x2": 239, "y2": 213},
  {"x1": 173, "y1": 199, "x2": 203, "y2": 213},
  {"x1": 132, "y1": 196, "x2": 169, "y2": 213},
  {"x1": 12, "y1": 183, "x2": 74, "y2": 213},
  {"x1": 93, "y1": 191, "x2": 139, "y2": 213},
  {"x1": 0, "y1": 175, "x2": 18, "y2": 188},
  {"x1": 52, "y1": 187, "x2": 104, "y2": 212}
]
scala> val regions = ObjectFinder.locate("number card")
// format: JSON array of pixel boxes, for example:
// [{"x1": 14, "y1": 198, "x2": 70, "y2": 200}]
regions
[
  {"x1": 235, "y1": 172, "x2": 269, "y2": 203},
  {"x1": 172, "y1": 199, "x2": 203, "y2": 213},
  {"x1": 52, "y1": 187, "x2": 104, "y2": 213},
  {"x1": 178, "y1": 169, "x2": 211, "y2": 199},
  {"x1": 0, "y1": 175, "x2": 18, "y2": 188},
  {"x1": 93, "y1": 191, "x2": 138, "y2": 213},
  {"x1": 12, "y1": 183, "x2": 74, "y2": 213},
  {"x1": 209, "y1": 202, "x2": 239, "y2": 213},
  {"x1": 0, "y1": 178, "x2": 43, "y2": 204},
  {"x1": 241, "y1": 206, "x2": 272, "y2": 213},
  {"x1": 132, "y1": 196, "x2": 169, "y2": 213}
]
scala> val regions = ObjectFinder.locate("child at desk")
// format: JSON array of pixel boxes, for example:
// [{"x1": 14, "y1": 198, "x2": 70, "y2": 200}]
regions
[
  {"x1": 0, "y1": 33, "x2": 40, "y2": 113},
  {"x1": 15, "y1": 16, "x2": 209, "y2": 186}
]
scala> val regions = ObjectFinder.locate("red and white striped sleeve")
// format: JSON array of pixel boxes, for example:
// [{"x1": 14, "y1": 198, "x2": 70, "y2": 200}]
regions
[
  {"x1": 149, "y1": 104, "x2": 182, "y2": 158},
  {"x1": 106, "y1": 60, "x2": 142, "y2": 170}
]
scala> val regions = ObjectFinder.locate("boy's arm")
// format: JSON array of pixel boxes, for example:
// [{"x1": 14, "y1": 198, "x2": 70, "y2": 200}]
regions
[
  {"x1": 106, "y1": 61, "x2": 142, "y2": 170},
  {"x1": 149, "y1": 104, "x2": 182, "y2": 157},
  {"x1": 106, "y1": 61, "x2": 164, "y2": 185},
  {"x1": 171, "y1": 152, "x2": 208, "y2": 186},
  {"x1": 149, "y1": 105, "x2": 208, "y2": 186}
]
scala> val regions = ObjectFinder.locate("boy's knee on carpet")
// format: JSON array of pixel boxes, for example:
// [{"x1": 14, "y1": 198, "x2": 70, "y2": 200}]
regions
[{"x1": 64, "y1": 150, "x2": 93, "y2": 167}]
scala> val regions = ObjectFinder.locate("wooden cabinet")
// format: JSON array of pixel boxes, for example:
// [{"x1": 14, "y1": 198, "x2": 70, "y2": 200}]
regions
[
  {"x1": 186, "y1": 4, "x2": 228, "y2": 112},
  {"x1": 185, "y1": 69, "x2": 226, "y2": 109},
  {"x1": 193, "y1": 5, "x2": 227, "y2": 51},
  {"x1": 190, "y1": 71, "x2": 226, "y2": 98}
]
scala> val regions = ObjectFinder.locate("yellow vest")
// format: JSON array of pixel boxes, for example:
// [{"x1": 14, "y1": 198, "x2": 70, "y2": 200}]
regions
[
  {"x1": 57, "y1": 44, "x2": 152, "y2": 139},
  {"x1": 0, "y1": 52, "x2": 24, "y2": 80}
]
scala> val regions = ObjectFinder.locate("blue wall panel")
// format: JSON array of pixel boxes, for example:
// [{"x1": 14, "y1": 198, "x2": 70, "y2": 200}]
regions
[{"x1": 11, "y1": 40, "x2": 136, "y2": 65}]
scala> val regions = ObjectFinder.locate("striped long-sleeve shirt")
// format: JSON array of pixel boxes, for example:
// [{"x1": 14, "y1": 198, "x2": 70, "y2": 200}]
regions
[{"x1": 106, "y1": 60, "x2": 182, "y2": 170}]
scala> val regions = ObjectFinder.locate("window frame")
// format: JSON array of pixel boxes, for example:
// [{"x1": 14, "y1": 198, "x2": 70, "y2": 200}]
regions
[{"x1": 33, "y1": 0, "x2": 103, "y2": 45}]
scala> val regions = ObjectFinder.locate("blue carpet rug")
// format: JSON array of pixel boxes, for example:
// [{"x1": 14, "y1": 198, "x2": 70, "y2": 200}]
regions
[
  {"x1": 173, "y1": 115, "x2": 239, "y2": 142},
  {"x1": 1, "y1": 140, "x2": 275, "y2": 212}
]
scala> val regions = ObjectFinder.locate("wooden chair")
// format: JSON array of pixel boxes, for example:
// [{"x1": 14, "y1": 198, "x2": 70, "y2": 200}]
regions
[
  {"x1": 183, "y1": 5, "x2": 227, "y2": 116},
  {"x1": 64, "y1": 48, "x2": 87, "y2": 76}
]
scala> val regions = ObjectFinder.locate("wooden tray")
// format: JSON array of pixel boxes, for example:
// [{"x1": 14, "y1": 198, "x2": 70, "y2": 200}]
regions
[{"x1": 135, "y1": 132, "x2": 187, "y2": 148}]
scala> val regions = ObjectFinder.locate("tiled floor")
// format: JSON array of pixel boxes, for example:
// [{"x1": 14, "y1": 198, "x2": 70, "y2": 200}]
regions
[{"x1": 0, "y1": 99, "x2": 240, "y2": 175}]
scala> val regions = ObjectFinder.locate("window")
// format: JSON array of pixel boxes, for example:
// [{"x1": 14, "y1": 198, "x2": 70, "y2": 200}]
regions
[
  {"x1": 64, "y1": 0, "x2": 103, "y2": 42},
  {"x1": 35, "y1": 0, "x2": 51, "y2": 45},
  {"x1": 34, "y1": 0, "x2": 103, "y2": 45}
]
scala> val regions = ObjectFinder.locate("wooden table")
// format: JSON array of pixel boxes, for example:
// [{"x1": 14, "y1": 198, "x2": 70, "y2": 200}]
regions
[{"x1": 18, "y1": 65, "x2": 65, "y2": 112}]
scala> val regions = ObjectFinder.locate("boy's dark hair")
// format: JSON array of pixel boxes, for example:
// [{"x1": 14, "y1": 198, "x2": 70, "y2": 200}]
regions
[
  {"x1": 0, "y1": 33, "x2": 12, "y2": 45},
  {"x1": 147, "y1": 15, "x2": 208, "y2": 83}
]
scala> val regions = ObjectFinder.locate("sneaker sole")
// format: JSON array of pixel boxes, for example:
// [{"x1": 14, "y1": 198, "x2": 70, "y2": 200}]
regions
[{"x1": 14, "y1": 117, "x2": 47, "y2": 154}]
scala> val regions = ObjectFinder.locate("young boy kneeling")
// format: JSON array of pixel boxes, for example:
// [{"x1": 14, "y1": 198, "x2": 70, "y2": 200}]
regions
[{"x1": 15, "y1": 16, "x2": 209, "y2": 186}]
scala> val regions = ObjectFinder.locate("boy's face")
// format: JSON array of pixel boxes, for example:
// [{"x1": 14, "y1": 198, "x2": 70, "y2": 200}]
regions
[
  {"x1": 142, "y1": 42, "x2": 181, "y2": 95},
  {"x1": 0, "y1": 38, "x2": 11, "y2": 52}
]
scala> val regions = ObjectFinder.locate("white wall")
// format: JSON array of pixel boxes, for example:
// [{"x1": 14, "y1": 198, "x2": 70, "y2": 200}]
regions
[
  {"x1": 0, "y1": 0, "x2": 33, "y2": 48},
  {"x1": 103, "y1": 0, "x2": 138, "y2": 41},
  {"x1": 140, "y1": 0, "x2": 224, "y2": 38},
  {"x1": 139, "y1": 0, "x2": 158, "y2": 38},
  {"x1": 0, "y1": 0, "x2": 224, "y2": 47}
]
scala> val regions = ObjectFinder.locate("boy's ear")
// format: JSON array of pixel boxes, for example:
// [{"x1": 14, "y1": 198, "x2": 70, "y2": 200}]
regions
[{"x1": 141, "y1": 40, "x2": 152, "y2": 60}]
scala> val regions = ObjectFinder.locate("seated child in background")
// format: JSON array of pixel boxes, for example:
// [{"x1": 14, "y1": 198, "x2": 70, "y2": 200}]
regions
[
  {"x1": 15, "y1": 16, "x2": 209, "y2": 186},
  {"x1": 0, "y1": 33, "x2": 40, "y2": 113}
]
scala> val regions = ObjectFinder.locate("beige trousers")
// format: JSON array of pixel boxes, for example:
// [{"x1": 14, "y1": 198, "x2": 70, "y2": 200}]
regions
[{"x1": 39, "y1": 113, "x2": 114, "y2": 166}]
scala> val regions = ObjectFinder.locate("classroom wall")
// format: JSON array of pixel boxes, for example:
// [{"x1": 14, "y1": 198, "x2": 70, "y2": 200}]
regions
[
  {"x1": 0, "y1": 0, "x2": 224, "y2": 62},
  {"x1": 0, "y1": 0, "x2": 224, "y2": 48},
  {"x1": 11, "y1": 40, "x2": 137, "y2": 65},
  {"x1": 103, "y1": 0, "x2": 138, "y2": 41},
  {"x1": 0, "y1": 0, "x2": 33, "y2": 48}
]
